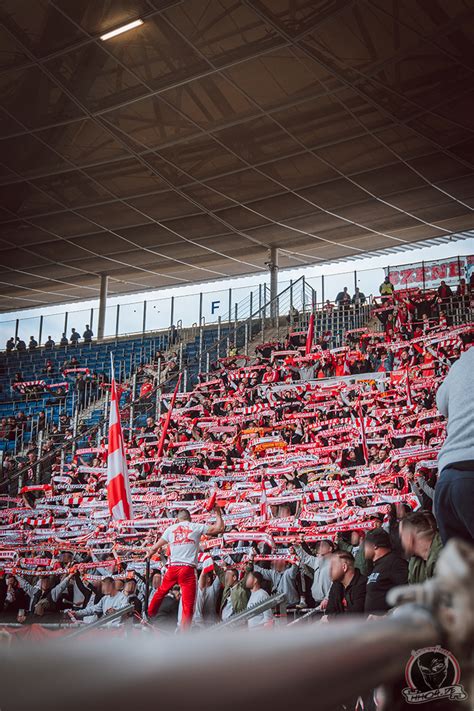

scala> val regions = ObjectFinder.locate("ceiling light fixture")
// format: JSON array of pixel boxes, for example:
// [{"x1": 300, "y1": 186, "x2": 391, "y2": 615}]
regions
[{"x1": 100, "y1": 19, "x2": 143, "y2": 41}]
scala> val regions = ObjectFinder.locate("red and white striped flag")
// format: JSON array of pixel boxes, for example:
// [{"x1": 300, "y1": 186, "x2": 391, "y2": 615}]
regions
[
  {"x1": 197, "y1": 551, "x2": 214, "y2": 574},
  {"x1": 107, "y1": 360, "x2": 133, "y2": 520},
  {"x1": 305, "y1": 313, "x2": 315, "y2": 356}
]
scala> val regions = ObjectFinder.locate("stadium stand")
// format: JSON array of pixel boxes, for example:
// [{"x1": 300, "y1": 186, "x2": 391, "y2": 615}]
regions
[{"x1": 0, "y1": 277, "x2": 473, "y2": 635}]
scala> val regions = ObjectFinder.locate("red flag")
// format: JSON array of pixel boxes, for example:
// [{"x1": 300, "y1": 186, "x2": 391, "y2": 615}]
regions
[
  {"x1": 305, "y1": 313, "x2": 315, "y2": 356},
  {"x1": 157, "y1": 374, "x2": 182, "y2": 458},
  {"x1": 107, "y1": 368, "x2": 133, "y2": 520}
]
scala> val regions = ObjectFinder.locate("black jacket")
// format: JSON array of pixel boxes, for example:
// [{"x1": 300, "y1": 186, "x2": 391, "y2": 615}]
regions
[
  {"x1": 365, "y1": 552, "x2": 408, "y2": 614},
  {"x1": 326, "y1": 569, "x2": 367, "y2": 616}
]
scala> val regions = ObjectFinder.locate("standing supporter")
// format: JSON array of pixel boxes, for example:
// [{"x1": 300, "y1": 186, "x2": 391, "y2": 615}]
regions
[
  {"x1": 249, "y1": 554, "x2": 299, "y2": 606},
  {"x1": 295, "y1": 540, "x2": 334, "y2": 608},
  {"x1": 16, "y1": 337, "x2": 26, "y2": 352},
  {"x1": 193, "y1": 570, "x2": 220, "y2": 627},
  {"x1": 364, "y1": 529, "x2": 408, "y2": 616},
  {"x1": 5, "y1": 337, "x2": 14, "y2": 352},
  {"x1": 1, "y1": 575, "x2": 29, "y2": 619},
  {"x1": 44, "y1": 335, "x2": 55, "y2": 350},
  {"x1": 399, "y1": 512, "x2": 443, "y2": 585},
  {"x1": 325, "y1": 550, "x2": 367, "y2": 616},
  {"x1": 28, "y1": 336, "x2": 38, "y2": 350},
  {"x1": 71, "y1": 577, "x2": 128, "y2": 623},
  {"x1": 335, "y1": 287, "x2": 351, "y2": 307},
  {"x1": 434, "y1": 346, "x2": 474, "y2": 544},
  {"x1": 245, "y1": 571, "x2": 273, "y2": 629},
  {"x1": 352, "y1": 287, "x2": 366, "y2": 307},
  {"x1": 70, "y1": 328, "x2": 80, "y2": 346},
  {"x1": 437, "y1": 280, "x2": 453, "y2": 302},
  {"x1": 215, "y1": 565, "x2": 248, "y2": 621},
  {"x1": 147, "y1": 507, "x2": 225, "y2": 628},
  {"x1": 83, "y1": 325, "x2": 93, "y2": 343},
  {"x1": 153, "y1": 585, "x2": 180, "y2": 630},
  {"x1": 16, "y1": 573, "x2": 74, "y2": 617},
  {"x1": 60, "y1": 332, "x2": 69, "y2": 346},
  {"x1": 379, "y1": 276, "x2": 394, "y2": 301}
]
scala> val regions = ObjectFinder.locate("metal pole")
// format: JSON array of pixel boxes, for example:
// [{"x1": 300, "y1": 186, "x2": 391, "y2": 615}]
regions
[
  {"x1": 144, "y1": 558, "x2": 151, "y2": 620},
  {"x1": 35, "y1": 431, "x2": 43, "y2": 484},
  {"x1": 422, "y1": 260, "x2": 426, "y2": 292},
  {"x1": 115, "y1": 304, "x2": 120, "y2": 339},
  {"x1": 155, "y1": 357, "x2": 162, "y2": 421},
  {"x1": 234, "y1": 304, "x2": 238, "y2": 346},
  {"x1": 217, "y1": 316, "x2": 221, "y2": 359},
  {"x1": 321, "y1": 274, "x2": 325, "y2": 304},
  {"x1": 14, "y1": 318, "x2": 19, "y2": 341},
  {"x1": 199, "y1": 293, "x2": 203, "y2": 326},
  {"x1": 302, "y1": 276, "x2": 306, "y2": 314},
  {"x1": 129, "y1": 374, "x2": 137, "y2": 431},
  {"x1": 38, "y1": 315, "x2": 43, "y2": 347},
  {"x1": 228, "y1": 289, "x2": 232, "y2": 324},
  {"x1": 142, "y1": 301, "x2": 147, "y2": 336},
  {"x1": 97, "y1": 274, "x2": 108, "y2": 341},
  {"x1": 268, "y1": 246, "x2": 279, "y2": 323},
  {"x1": 170, "y1": 296, "x2": 174, "y2": 328}
]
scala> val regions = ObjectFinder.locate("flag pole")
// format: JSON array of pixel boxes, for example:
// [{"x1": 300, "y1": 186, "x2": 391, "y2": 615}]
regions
[
  {"x1": 144, "y1": 556, "x2": 151, "y2": 620},
  {"x1": 157, "y1": 373, "x2": 182, "y2": 458}
]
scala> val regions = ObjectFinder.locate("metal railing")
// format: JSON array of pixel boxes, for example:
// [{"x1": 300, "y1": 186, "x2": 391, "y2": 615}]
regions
[
  {"x1": 212, "y1": 593, "x2": 286, "y2": 630},
  {"x1": 2, "y1": 250, "x2": 471, "y2": 351},
  {"x1": 66, "y1": 604, "x2": 136, "y2": 637}
]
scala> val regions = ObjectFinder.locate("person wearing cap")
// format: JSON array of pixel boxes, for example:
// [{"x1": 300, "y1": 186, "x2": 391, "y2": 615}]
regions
[
  {"x1": 364, "y1": 528, "x2": 408, "y2": 616},
  {"x1": 434, "y1": 345, "x2": 474, "y2": 544}
]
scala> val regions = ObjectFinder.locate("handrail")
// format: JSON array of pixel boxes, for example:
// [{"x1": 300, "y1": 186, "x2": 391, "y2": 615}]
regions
[
  {"x1": 212, "y1": 592, "x2": 286, "y2": 630},
  {"x1": 188, "y1": 276, "x2": 311, "y2": 375},
  {"x1": 66, "y1": 604, "x2": 136, "y2": 638}
]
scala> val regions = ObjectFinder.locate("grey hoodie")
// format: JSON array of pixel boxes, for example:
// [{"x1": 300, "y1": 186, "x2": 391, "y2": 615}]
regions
[
  {"x1": 296, "y1": 547, "x2": 332, "y2": 605},
  {"x1": 436, "y1": 347, "x2": 474, "y2": 473}
]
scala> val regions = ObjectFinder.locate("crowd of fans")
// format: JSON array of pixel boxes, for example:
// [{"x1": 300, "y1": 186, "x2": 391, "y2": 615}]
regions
[{"x1": 0, "y1": 280, "x2": 472, "y2": 639}]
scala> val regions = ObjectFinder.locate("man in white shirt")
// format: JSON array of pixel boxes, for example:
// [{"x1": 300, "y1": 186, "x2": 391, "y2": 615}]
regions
[
  {"x1": 245, "y1": 571, "x2": 273, "y2": 629},
  {"x1": 146, "y1": 507, "x2": 224, "y2": 629},
  {"x1": 72, "y1": 577, "x2": 128, "y2": 624}
]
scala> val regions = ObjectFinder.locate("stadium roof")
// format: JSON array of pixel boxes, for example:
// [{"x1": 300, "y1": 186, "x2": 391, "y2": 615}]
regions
[{"x1": 0, "y1": 0, "x2": 473, "y2": 312}]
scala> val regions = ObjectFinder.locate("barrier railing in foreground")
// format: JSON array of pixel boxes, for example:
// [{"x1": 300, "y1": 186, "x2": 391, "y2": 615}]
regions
[
  {"x1": 65, "y1": 604, "x2": 136, "y2": 638},
  {"x1": 211, "y1": 592, "x2": 286, "y2": 630}
]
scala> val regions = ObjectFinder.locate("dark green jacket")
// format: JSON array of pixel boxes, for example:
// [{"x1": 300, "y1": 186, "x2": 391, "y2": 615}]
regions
[
  {"x1": 215, "y1": 563, "x2": 249, "y2": 616},
  {"x1": 408, "y1": 533, "x2": 443, "y2": 585}
]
